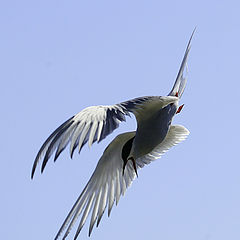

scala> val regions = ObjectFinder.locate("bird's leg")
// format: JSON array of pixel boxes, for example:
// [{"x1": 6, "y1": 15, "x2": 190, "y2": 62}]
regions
[
  {"x1": 176, "y1": 104, "x2": 184, "y2": 114},
  {"x1": 122, "y1": 157, "x2": 138, "y2": 177}
]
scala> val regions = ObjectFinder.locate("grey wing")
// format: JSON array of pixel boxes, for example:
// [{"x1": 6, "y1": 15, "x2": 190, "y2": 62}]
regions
[
  {"x1": 32, "y1": 97, "x2": 155, "y2": 178},
  {"x1": 31, "y1": 104, "x2": 131, "y2": 178},
  {"x1": 54, "y1": 131, "x2": 137, "y2": 240},
  {"x1": 169, "y1": 28, "x2": 195, "y2": 98},
  {"x1": 54, "y1": 125, "x2": 189, "y2": 239}
]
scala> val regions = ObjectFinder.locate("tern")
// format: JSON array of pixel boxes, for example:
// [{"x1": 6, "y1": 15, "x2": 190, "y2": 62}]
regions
[{"x1": 32, "y1": 30, "x2": 194, "y2": 239}]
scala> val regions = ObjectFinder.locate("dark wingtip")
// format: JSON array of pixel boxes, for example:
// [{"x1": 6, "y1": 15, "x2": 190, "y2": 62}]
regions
[
  {"x1": 70, "y1": 141, "x2": 78, "y2": 158},
  {"x1": 31, "y1": 168, "x2": 35, "y2": 179},
  {"x1": 74, "y1": 228, "x2": 82, "y2": 240},
  {"x1": 31, "y1": 158, "x2": 38, "y2": 179},
  {"x1": 31, "y1": 170, "x2": 35, "y2": 179},
  {"x1": 54, "y1": 148, "x2": 63, "y2": 162},
  {"x1": 41, "y1": 155, "x2": 48, "y2": 174},
  {"x1": 96, "y1": 212, "x2": 104, "y2": 228},
  {"x1": 31, "y1": 116, "x2": 75, "y2": 178}
]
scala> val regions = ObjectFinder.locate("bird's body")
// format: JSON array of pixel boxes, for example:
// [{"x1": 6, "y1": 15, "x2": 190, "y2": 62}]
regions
[
  {"x1": 130, "y1": 97, "x2": 178, "y2": 160},
  {"x1": 32, "y1": 30, "x2": 194, "y2": 239}
]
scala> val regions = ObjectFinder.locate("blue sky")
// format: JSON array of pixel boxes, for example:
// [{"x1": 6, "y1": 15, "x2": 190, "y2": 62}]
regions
[{"x1": 1, "y1": 0, "x2": 240, "y2": 239}]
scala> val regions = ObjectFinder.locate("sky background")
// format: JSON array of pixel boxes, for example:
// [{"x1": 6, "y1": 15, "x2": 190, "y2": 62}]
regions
[{"x1": 1, "y1": 0, "x2": 240, "y2": 239}]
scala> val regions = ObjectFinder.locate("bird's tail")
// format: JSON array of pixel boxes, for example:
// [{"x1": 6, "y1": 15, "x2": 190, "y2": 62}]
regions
[{"x1": 168, "y1": 28, "x2": 195, "y2": 98}]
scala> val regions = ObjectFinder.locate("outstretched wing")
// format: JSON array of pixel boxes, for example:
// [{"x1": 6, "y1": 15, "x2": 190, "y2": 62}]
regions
[
  {"x1": 169, "y1": 28, "x2": 195, "y2": 98},
  {"x1": 32, "y1": 104, "x2": 130, "y2": 178},
  {"x1": 54, "y1": 131, "x2": 137, "y2": 240},
  {"x1": 54, "y1": 125, "x2": 189, "y2": 239},
  {"x1": 32, "y1": 97, "x2": 164, "y2": 178}
]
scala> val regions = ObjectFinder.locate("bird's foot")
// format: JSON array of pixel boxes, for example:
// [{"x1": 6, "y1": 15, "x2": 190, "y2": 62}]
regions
[
  {"x1": 176, "y1": 104, "x2": 184, "y2": 114},
  {"x1": 122, "y1": 157, "x2": 138, "y2": 177}
]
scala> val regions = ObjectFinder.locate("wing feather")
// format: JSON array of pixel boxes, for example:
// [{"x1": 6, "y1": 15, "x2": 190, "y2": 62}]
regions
[
  {"x1": 32, "y1": 97, "x2": 164, "y2": 177},
  {"x1": 97, "y1": 121, "x2": 104, "y2": 142},
  {"x1": 88, "y1": 121, "x2": 99, "y2": 147},
  {"x1": 31, "y1": 116, "x2": 74, "y2": 178},
  {"x1": 74, "y1": 192, "x2": 96, "y2": 239},
  {"x1": 107, "y1": 178, "x2": 115, "y2": 217},
  {"x1": 54, "y1": 132, "x2": 135, "y2": 239},
  {"x1": 54, "y1": 125, "x2": 189, "y2": 238},
  {"x1": 78, "y1": 121, "x2": 91, "y2": 152},
  {"x1": 70, "y1": 122, "x2": 85, "y2": 158},
  {"x1": 41, "y1": 120, "x2": 74, "y2": 173},
  {"x1": 89, "y1": 188, "x2": 102, "y2": 235},
  {"x1": 54, "y1": 123, "x2": 77, "y2": 161},
  {"x1": 96, "y1": 183, "x2": 108, "y2": 227}
]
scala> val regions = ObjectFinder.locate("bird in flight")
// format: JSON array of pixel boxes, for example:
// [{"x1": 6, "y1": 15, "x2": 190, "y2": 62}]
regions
[{"x1": 32, "y1": 30, "x2": 194, "y2": 239}]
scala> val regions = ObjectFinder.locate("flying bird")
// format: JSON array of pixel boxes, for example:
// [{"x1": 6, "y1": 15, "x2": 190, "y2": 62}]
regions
[{"x1": 32, "y1": 30, "x2": 194, "y2": 239}]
